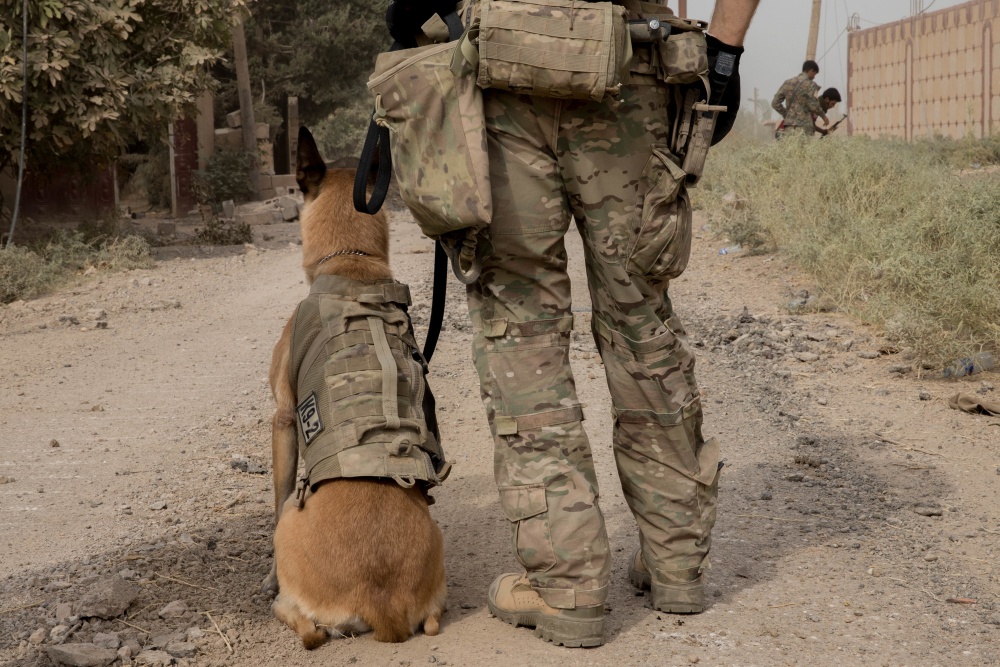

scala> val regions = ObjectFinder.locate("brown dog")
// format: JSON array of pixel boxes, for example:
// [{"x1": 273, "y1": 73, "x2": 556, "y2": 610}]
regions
[{"x1": 265, "y1": 127, "x2": 446, "y2": 647}]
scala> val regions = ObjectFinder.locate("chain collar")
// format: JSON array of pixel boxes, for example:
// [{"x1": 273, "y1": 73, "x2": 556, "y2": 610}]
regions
[{"x1": 317, "y1": 249, "x2": 370, "y2": 266}]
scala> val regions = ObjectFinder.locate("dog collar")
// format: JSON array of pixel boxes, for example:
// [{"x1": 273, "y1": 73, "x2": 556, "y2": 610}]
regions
[{"x1": 317, "y1": 250, "x2": 370, "y2": 266}]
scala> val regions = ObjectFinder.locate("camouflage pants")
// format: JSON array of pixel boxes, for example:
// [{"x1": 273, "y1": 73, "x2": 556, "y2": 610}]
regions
[{"x1": 467, "y1": 82, "x2": 721, "y2": 610}]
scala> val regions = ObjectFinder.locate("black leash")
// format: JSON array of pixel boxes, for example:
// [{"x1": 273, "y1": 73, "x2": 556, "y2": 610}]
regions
[
  {"x1": 354, "y1": 15, "x2": 466, "y2": 364},
  {"x1": 422, "y1": 241, "x2": 449, "y2": 362}
]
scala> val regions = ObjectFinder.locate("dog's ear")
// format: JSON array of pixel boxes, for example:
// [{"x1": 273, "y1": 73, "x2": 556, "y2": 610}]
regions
[{"x1": 296, "y1": 126, "x2": 326, "y2": 197}]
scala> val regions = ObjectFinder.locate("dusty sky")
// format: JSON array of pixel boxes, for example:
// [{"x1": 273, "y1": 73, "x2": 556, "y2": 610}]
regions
[{"x1": 691, "y1": 0, "x2": 970, "y2": 117}]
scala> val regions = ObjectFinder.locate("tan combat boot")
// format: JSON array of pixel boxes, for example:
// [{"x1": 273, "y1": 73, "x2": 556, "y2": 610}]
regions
[
  {"x1": 629, "y1": 548, "x2": 704, "y2": 614},
  {"x1": 487, "y1": 574, "x2": 605, "y2": 648}
]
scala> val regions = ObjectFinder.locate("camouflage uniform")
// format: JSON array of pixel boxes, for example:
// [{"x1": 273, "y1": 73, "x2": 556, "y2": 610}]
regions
[
  {"x1": 467, "y1": 75, "x2": 721, "y2": 610},
  {"x1": 771, "y1": 73, "x2": 823, "y2": 135}
]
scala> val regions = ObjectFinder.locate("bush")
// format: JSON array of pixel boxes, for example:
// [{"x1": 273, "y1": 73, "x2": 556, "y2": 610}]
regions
[
  {"x1": 698, "y1": 135, "x2": 1000, "y2": 364},
  {"x1": 0, "y1": 246, "x2": 55, "y2": 303},
  {"x1": 0, "y1": 233, "x2": 153, "y2": 304},
  {"x1": 192, "y1": 151, "x2": 256, "y2": 212},
  {"x1": 195, "y1": 217, "x2": 253, "y2": 245}
]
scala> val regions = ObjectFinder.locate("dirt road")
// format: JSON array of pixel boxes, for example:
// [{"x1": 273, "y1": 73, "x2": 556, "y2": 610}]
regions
[{"x1": 2, "y1": 209, "x2": 999, "y2": 667}]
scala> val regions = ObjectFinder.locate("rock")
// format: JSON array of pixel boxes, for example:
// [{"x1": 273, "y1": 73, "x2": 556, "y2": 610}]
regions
[
  {"x1": 117, "y1": 646, "x2": 133, "y2": 663},
  {"x1": 222, "y1": 200, "x2": 236, "y2": 219},
  {"x1": 225, "y1": 111, "x2": 242, "y2": 129},
  {"x1": 58, "y1": 314, "x2": 80, "y2": 326},
  {"x1": 122, "y1": 639, "x2": 142, "y2": 657},
  {"x1": 158, "y1": 600, "x2": 188, "y2": 619},
  {"x1": 760, "y1": 491, "x2": 773, "y2": 500},
  {"x1": 280, "y1": 204, "x2": 298, "y2": 221},
  {"x1": 185, "y1": 627, "x2": 205, "y2": 642},
  {"x1": 857, "y1": 350, "x2": 881, "y2": 360},
  {"x1": 50, "y1": 439, "x2": 61, "y2": 447},
  {"x1": 988, "y1": 614, "x2": 1000, "y2": 626},
  {"x1": 785, "y1": 473, "x2": 805, "y2": 482},
  {"x1": 230, "y1": 457, "x2": 267, "y2": 474},
  {"x1": 795, "y1": 352, "x2": 819, "y2": 363},
  {"x1": 149, "y1": 501, "x2": 167, "y2": 511},
  {"x1": 923, "y1": 553, "x2": 939, "y2": 562},
  {"x1": 919, "y1": 391, "x2": 932, "y2": 401},
  {"x1": 134, "y1": 649, "x2": 175, "y2": 666},
  {"x1": 50, "y1": 625, "x2": 70, "y2": 640},
  {"x1": 92, "y1": 633, "x2": 120, "y2": 650},
  {"x1": 46, "y1": 644, "x2": 118, "y2": 667},
  {"x1": 77, "y1": 576, "x2": 139, "y2": 619},
  {"x1": 888, "y1": 364, "x2": 912, "y2": 375},
  {"x1": 87, "y1": 309, "x2": 107, "y2": 321},
  {"x1": 164, "y1": 641, "x2": 197, "y2": 658},
  {"x1": 29, "y1": 627, "x2": 48, "y2": 644},
  {"x1": 816, "y1": 397, "x2": 828, "y2": 406},
  {"x1": 56, "y1": 602, "x2": 74, "y2": 623},
  {"x1": 0, "y1": 475, "x2": 14, "y2": 484},
  {"x1": 913, "y1": 505, "x2": 943, "y2": 517}
]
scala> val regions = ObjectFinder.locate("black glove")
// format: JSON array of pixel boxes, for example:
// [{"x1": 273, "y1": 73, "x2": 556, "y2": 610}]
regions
[
  {"x1": 705, "y1": 34, "x2": 744, "y2": 145},
  {"x1": 386, "y1": 0, "x2": 459, "y2": 48}
]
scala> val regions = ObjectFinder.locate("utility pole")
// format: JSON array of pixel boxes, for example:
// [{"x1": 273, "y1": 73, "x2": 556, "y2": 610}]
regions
[
  {"x1": 806, "y1": 0, "x2": 822, "y2": 61},
  {"x1": 677, "y1": 0, "x2": 686, "y2": 18},
  {"x1": 232, "y1": 19, "x2": 262, "y2": 200},
  {"x1": 753, "y1": 87, "x2": 759, "y2": 140}
]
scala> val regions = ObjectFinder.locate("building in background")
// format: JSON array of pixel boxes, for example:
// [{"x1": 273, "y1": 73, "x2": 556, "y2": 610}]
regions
[{"x1": 848, "y1": 0, "x2": 1000, "y2": 139}]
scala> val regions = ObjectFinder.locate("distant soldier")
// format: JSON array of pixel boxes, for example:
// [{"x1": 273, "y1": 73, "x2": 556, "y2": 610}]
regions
[
  {"x1": 772, "y1": 60, "x2": 827, "y2": 136},
  {"x1": 813, "y1": 88, "x2": 843, "y2": 136}
]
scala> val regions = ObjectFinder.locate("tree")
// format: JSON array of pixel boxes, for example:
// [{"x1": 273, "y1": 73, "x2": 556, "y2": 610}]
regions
[
  {"x1": 0, "y1": 0, "x2": 247, "y2": 175},
  {"x1": 211, "y1": 0, "x2": 389, "y2": 155}
]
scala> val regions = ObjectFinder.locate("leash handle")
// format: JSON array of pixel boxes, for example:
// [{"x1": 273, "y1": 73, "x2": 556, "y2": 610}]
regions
[{"x1": 353, "y1": 117, "x2": 394, "y2": 215}]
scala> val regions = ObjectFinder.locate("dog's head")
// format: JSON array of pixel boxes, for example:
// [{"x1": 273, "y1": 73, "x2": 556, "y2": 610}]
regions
[{"x1": 295, "y1": 127, "x2": 390, "y2": 283}]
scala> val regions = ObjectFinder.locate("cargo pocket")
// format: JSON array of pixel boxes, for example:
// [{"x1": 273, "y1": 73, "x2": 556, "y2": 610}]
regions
[
  {"x1": 694, "y1": 437, "x2": 721, "y2": 553},
  {"x1": 625, "y1": 145, "x2": 693, "y2": 281},
  {"x1": 499, "y1": 484, "x2": 558, "y2": 572}
]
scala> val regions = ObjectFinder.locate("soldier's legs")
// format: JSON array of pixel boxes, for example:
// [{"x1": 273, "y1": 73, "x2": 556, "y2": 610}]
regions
[
  {"x1": 557, "y1": 84, "x2": 721, "y2": 610},
  {"x1": 468, "y1": 91, "x2": 610, "y2": 614}
]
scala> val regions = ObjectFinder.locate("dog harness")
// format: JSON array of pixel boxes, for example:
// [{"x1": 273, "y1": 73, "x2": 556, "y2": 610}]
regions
[{"x1": 289, "y1": 275, "x2": 450, "y2": 499}]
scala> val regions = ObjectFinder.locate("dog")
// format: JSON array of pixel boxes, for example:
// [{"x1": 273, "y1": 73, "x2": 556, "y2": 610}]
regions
[{"x1": 264, "y1": 127, "x2": 446, "y2": 647}]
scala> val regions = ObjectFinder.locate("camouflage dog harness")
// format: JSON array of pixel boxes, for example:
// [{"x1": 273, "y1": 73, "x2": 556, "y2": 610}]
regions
[{"x1": 289, "y1": 275, "x2": 450, "y2": 497}]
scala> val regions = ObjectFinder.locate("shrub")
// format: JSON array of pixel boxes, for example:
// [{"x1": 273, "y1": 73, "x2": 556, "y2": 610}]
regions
[
  {"x1": 0, "y1": 233, "x2": 153, "y2": 304},
  {"x1": 192, "y1": 151, "x2": 256, "y2": 212},
  {"x1": 195, "y1": 217, "x2": 253, "y2": 245}
]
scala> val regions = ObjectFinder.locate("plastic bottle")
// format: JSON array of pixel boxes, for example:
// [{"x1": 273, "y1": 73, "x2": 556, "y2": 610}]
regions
[{"x1": 942, "y1": 351, "x2": 995, "y2": 378}]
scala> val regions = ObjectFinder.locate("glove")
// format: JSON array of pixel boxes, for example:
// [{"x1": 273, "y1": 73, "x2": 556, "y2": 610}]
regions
[
  {"x1": 705, "y1": 34, "x2": 744, "y2": 146},
  {"x1": 386, "y1": 0, "x2": 459, "y2": 48}
]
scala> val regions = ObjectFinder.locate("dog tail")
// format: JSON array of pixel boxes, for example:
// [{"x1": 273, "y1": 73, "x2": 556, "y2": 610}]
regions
[{"x1": 368, "y1": 598, "x2": 412, "y2": 643}]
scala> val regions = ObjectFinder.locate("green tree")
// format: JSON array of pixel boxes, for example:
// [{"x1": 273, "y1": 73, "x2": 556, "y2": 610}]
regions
[
  {"x1": 0, "y1": 0, "x2": 247, "y2": 175},
  {"x1": 212, "y1": 0, "x2": 389, "y2": 156}
]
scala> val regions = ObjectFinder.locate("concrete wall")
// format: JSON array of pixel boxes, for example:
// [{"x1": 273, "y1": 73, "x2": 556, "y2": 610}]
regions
[{"x1": 847, "y1": 0, "x2": 1000, "y2": 139}]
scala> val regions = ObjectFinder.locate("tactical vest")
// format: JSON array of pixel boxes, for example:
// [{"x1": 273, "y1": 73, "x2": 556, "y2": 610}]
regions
[{"x1": 289, "y1": 275, "x2": 450, "y2": 492}]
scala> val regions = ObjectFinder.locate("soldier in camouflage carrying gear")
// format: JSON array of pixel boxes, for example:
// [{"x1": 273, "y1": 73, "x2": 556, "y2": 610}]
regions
[
  {"x1": 464, "y1": 0, "x2": 761, "y2": 648},
  {"x1": 772, "y1": 60, "x2": 829, "y2": 136}
]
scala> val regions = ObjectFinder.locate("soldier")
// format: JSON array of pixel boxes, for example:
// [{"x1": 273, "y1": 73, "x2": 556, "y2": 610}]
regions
[
  {"x1": 814, "y1": 88, "x2": 843, "y2": 136},
  {"x1": 772, "y1": 60, "x2": 828, "y2": 136},
  {"x1": 466, "y1": 0, "x2": 762, "y2": 648}
]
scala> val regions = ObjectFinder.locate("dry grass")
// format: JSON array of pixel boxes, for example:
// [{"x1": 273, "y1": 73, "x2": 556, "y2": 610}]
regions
[
  {"x1": 0, "y1": 232, "x2": 153, "y2": 304},
  {"x1": 698, "y1": 134, "x2": 1000, "y2": 364}
]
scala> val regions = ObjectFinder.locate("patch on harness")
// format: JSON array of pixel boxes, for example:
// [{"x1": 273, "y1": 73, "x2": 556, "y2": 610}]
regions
[{"x1": 296, "y1": 392, "x2": 324, "y2": 446}]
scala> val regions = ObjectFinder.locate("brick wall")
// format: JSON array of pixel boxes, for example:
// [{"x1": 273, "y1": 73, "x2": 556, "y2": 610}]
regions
[{"x1": 848, "y1": 0, "x2": 1000, "y2": 139}]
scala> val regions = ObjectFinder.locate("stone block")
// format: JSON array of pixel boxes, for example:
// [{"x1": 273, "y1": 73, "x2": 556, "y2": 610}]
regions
[
  {"x1": 254, "y1": 123, "x2": 269, "y2": 140},
  {"x1": 237, "y1": 211, "x2": 274, "y2": 226},
  {"x1": 272, "y1": 174, "x2": 297, "y2": 188},
  {"x1": 226, "y1": 111, "x2": 242, "y2": 128},
  {"x1": 222, "y1": 200, "x2": 236, "y2": 218}
]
